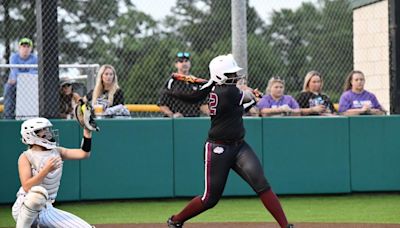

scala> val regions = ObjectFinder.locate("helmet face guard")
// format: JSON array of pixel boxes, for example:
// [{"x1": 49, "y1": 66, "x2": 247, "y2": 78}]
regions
[
  {"x1": 223, "y1": 73, "x2": 245, "y2": 85},
  {"x1": 35, "y1": 127, "x2": 59, "y2": 145}
]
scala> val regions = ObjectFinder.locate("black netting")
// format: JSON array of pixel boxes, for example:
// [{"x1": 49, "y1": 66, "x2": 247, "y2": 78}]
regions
[{"x1": 0, "y1": 0, "x2": 353, "y2": 118}]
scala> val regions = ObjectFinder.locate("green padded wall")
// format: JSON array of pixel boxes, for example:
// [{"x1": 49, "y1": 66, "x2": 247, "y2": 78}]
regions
[
  {"x1": 262, "y1": 117, "x2": 351, "y2": 194},
  {"x1": 0, "y1": 120, "x2": 24, "y2": 203},
  {"x1": 173, "y1": 117, "x2": 264, "y2": 197},
  {"x1": 80, "y1": 118, "x2": 174, "y2": 199},
  {"x1": 2, "y1": 116, "x2": 400, "y2": 204},
  {"x1": 173, "y1": 118, "x2": 209, "y2": 196},
  {"x1": 349, "y1": 116, "x2": 400, "y2": 191}
]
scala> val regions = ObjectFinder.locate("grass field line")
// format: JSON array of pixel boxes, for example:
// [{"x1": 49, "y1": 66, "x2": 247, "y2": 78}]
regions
[{"x1": 0, "y1": 193, "x2": 399, "y2": 227}]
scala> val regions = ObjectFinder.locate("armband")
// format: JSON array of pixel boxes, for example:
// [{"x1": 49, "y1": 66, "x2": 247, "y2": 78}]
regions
[{"x1": 81, "y1": 137, "x2": 92, "y2": 152}]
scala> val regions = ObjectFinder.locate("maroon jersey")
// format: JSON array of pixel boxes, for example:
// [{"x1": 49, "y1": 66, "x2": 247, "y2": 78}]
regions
[
  {"x1": 166, "y1": 80, "x2": 246, "y2": 142},
  {"x1": 208, "y1": 85, "x2": 245, "y2": 142}
]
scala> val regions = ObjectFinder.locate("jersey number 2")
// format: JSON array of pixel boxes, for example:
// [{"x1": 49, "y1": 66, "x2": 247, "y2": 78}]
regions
[{"x1": 209, "y1": 92, "x2": 218, "y2": 115}]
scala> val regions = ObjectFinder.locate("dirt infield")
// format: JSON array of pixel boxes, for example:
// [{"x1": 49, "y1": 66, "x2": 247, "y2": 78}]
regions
[{"x1": 94, "y1": 223, "x2": 400, "y2": 228}]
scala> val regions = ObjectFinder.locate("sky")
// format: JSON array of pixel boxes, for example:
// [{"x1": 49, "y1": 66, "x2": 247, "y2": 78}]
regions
[{"x1": 134, "y1": 0, "x2": 318, "y2": 22}]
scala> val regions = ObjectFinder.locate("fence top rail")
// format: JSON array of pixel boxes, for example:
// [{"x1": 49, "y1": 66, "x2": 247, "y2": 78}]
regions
[{"x1": 0, "y1": 64, "x2": 100, "y2": 69}]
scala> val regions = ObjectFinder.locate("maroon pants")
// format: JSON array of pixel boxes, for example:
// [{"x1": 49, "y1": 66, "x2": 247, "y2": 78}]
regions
[{"x1": 201, "y1": 140, "x2": 270, "y2": 209}]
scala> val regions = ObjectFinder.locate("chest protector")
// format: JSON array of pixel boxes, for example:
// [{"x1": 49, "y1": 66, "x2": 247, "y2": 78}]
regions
[{"x1": 23, "y1": 148, "x2": 63, "y2": 200}]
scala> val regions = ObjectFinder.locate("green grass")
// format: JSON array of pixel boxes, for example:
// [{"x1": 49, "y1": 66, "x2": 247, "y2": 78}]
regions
[{"x1": 1, "y1": 193, "x2": 399, "y2": 227}]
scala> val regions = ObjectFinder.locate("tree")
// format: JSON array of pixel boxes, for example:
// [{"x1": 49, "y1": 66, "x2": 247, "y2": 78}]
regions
[
  {"x1": 123, "y1": 37, "x2": 182, "y2": 104},
  {"x1": 0, "y1": 0, "x2": 36, "y2": 63},
  {"x1": 247, "y1": 34, "x2": 284, "y2": 91},
  {"x1": 260, "y1": 0, "x2": 352, "y2": 99},
  {"x1": 303, "y1": 0, "x2": 353, "y2": 101},
  {"x1": 0, "y1": 0, "x2": 353, "y2": 107},
  {"x1": 261, "y1": 3, "x2": 321, "y2": 93},
  {"x1": 165, "y1": 0, "x2": 263, "y2": 53},
  {"x1": 57, "y1": 0, "x2": 160, "y2": 98}
]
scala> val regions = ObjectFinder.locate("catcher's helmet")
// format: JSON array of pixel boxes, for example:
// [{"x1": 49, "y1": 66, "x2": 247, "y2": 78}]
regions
[
  {"x1": 209, "y1": 54, "x2": 243, "y2": 85},
  {"x1": 20, "y1": 117, "x2": 57, "y2": 149}
]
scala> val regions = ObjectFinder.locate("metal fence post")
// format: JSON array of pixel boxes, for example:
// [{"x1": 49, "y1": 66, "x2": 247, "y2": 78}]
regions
[
  {"x1": 232, "y1": 0, "x2": 248, "y2": 76},
  {"x1": 389, "y1": 0, "x2": 400, "y2": 114},
  {"x1": 36, "y1": 0, "x2": 60, "y2": 118}
]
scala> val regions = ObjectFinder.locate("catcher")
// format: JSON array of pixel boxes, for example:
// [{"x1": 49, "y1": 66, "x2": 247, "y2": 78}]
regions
[{"x1": 11, "y1": 101, "x2": 98, "y2": 228}]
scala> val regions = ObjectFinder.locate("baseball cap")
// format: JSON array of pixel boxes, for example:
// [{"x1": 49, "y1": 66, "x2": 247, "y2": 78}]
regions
[
  {"x1": 60, "y1": 79, "x2": 74, "y2": 87},
  {"x1": 19, "y1": 38, "x2": 33, "y2": 47}
]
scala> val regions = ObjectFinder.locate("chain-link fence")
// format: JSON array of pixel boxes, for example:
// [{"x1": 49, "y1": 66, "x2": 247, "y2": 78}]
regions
[{"x1": 0, "y1": 0, "x2": 353, "y2": 118}]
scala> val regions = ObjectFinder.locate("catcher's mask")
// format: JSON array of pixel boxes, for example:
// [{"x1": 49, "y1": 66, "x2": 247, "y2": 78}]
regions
[{"x1": 21, "y1": 117, "x2": 58, "y2": 149}]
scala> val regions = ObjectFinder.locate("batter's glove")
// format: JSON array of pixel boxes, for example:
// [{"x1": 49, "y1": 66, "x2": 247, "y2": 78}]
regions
[
  {"x1": 252, "y1": 88, "x2": 263, "y2": 99},
  {"x1": 74, "y1": 99, "x2": 100, "y2": 132}
]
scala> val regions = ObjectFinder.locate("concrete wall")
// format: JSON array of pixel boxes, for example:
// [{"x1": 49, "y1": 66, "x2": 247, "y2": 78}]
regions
[{"x1": 353, "y1": 0, "x2": 390, "y2": 111}]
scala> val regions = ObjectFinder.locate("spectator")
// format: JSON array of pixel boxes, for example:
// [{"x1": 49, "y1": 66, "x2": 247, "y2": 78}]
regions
[
  {"x1": 3, "y1": 38, "x2": 38, "y2": 119},
  {"x1": 158, "y1": 52, "x2": 208, "y2": 117},
  {"x1": 257, "y1": 77, "x2": 300, "y2": 117},
  {"x1": 296, "y1": 71, "x2": 336, "y2": 116},
  {"x1": 59, "y1": 79, "x2": 81, "y2": 119},
  {"x1": 339, "y1": 70, "x2": 386, "y2": 116},
  {"x1": 85, "y1": 64, "x2": 127, "y2": 117}
]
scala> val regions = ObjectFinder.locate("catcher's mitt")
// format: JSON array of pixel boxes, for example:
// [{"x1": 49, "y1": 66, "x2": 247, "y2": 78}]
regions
[{"x1": 74, "y1": 99, "x2": 100, "y2": 131}]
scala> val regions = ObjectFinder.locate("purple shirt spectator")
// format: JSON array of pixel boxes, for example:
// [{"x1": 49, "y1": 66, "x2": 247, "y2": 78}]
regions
[
  {"x1": 257, "y1": 95, "x2": 299, "y2": 109},
  {"x1": 338, "y1": 90, "x2": 382, "y2": 113}
]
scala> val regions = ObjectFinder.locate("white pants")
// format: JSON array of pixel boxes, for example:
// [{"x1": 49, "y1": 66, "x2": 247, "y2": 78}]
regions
[{"x1": 12, "y1": 194, "x2": 92, "y2": 228}]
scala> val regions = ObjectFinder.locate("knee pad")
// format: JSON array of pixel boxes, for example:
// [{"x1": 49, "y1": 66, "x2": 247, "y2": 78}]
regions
[
  {"x1": 24, "y1": 186, "x2": 48, "y2": 211},
  {"x1": 16, "y1": 186, "x2": 48, "y2": 228}
]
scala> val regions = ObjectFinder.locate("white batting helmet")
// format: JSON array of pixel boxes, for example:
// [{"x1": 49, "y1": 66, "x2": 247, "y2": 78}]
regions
[
  {"x1": 209, "y1": 54, "x2": 243, "y2": 85},
  {"x1": 20, "y1": 117, "x2": 57, "y2": 149}
]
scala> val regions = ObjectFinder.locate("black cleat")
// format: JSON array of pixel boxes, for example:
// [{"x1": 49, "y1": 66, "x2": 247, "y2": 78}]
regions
[
  {"x1": 167, "y1": 216, "x2": 183, "y2": 227},
  {"x1": 287, "y1": 224, "x2": 295, "y2": 228}
]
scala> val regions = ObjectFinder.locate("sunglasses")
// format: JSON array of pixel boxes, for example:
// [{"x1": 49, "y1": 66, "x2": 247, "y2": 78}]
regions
[
  {"x1": 176, "y1": 52, "x2": 190, "y2": 58},
  {"x1": 176, "y1": 58, "x2": 190, "y2": 63},
  {"x1": 62, "y1": 83, "x2": 72, "y2": 87}
]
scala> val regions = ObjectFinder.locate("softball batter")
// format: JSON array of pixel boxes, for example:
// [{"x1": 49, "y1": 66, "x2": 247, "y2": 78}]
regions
[
  {"x1": 12, "y1": 117, "x2": 95, "y2": 227},
  {"x1": 167, "y1": 54, "x2": 294, "y2": 228}
]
